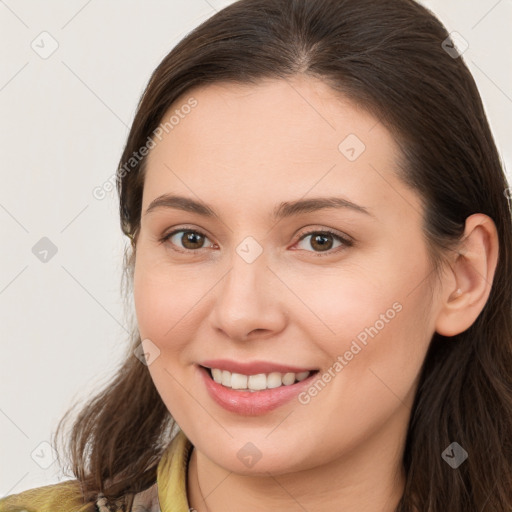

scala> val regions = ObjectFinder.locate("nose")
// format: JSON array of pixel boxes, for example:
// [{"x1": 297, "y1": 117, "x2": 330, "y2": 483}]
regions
[{"x1": 209, "y1": 249, "x2": 287, "y2": 342}]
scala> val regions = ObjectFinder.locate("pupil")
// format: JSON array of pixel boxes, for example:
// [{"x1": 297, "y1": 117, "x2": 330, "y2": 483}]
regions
[
  {"x1": 184, "y1": 232, "x2": 203, "y2": 248},
  {"x1": 312, "y1": 234, "x2": 332, "y2": 251}
]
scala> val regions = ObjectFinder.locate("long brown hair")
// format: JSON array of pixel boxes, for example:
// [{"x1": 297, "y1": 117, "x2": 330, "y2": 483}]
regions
[{"x1": 54, "y1": 0, "x2": 512, "y2": 510}]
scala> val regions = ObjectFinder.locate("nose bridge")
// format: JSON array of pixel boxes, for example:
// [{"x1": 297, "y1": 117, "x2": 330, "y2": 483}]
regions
[
  {"x1": 220, "y1": 244, "x2": 269, "y2": 314},
  {"x1": 210, "y1": 240, "x2": 285, "y2": 339},
  {"x1": 221, "y1": 233, "x2": 269, "y2": 297}
]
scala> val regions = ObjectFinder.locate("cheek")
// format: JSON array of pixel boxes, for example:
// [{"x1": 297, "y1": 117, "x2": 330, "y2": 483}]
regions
[
  {"x1": 289, "y1": 289, "x2": 430, "y2": 460},
  {"x1": 298, "y1": 243, "x2": 432, "y2": 346},
  {"x1": 133, "y1": 257, "x2": 205, "y2": 421},
  {"x1": 291, "y1": 251, "x2": 433, "y2": 398},
  {"x1": 133, "y1": 250, "x2": 207, "y2": 342},
  {"x1": 283, "y1": 262, "x2": 406, "y2": 349}
]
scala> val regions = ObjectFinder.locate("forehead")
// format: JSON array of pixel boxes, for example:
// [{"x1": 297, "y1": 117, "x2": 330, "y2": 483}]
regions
[
  {"x1": 142, "y1": 76, "x2": 420, "y2": 222},
  {"x1": 149, "y1": 76, "x2": 388, "y2": 160}
]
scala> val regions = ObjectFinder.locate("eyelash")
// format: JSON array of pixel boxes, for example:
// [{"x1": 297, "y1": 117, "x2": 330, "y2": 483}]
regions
[{"x1": 159, "y1": 226, "x2": 353, "y2": 257}]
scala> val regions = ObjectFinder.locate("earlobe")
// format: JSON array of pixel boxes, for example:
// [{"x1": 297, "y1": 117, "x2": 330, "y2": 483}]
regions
[{"x1": 434, "y1": 214, "x2": 499, "y2": 337}]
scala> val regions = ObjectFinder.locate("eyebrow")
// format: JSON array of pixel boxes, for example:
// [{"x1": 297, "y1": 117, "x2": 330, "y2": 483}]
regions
[{"x1": 144, "y1": 193, "x2": 374, "y2": 220}]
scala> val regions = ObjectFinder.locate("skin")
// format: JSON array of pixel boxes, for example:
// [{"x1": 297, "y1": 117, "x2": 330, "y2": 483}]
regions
[{"x1": 132, "y1": 75, "x2": 499, "y2": 512}]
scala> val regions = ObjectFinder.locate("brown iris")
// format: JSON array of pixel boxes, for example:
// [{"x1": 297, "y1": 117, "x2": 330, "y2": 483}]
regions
[
  {"x1": 308, "y1": 233, "x2": 334, "y2": 252},
  {"x1": 181, "y1": 231, "x2": 206, "y2": 250}
]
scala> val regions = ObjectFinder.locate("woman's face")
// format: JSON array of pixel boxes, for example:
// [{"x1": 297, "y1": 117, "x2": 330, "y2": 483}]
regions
[{"x1": 133, "y1": 75, "x2": 442, "y2": 476}]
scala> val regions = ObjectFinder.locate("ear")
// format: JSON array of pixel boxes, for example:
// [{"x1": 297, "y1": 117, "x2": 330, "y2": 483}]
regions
[{"x1": 435, "y1": 213, "x2": 499, "y2": 337}]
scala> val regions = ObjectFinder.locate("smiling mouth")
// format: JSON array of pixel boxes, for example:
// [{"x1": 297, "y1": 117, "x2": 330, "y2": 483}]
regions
[{"x1": 201, "y1": 365, "x2": 319, "y2": 392}]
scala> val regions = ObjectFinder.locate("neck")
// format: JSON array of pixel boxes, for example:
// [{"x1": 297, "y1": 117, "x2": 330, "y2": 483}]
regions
[{"x1": 187, "y1": 410, "x2": 408, "y2": 512}]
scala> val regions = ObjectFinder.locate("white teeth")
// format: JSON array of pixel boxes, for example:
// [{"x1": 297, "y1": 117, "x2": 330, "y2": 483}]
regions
[
  {"x1": 207, "y1": 368, "x2": 312, "y2": 391},
  {"x1": 211, "y1": 368, "x2": 222, "y2": 384},
  {"x1": 221, "y1": 370, "x2": 231, "y2": 387},
  {"x1": 267, "y1": 372, "x2": 282, "y2": 389},
  {"x1": 296, "y1": 371, "x2": 310, "y2": 381},
  {"x1": 231, "y1": 373, "x2": 248, "y2": 389},
  {"x1": 282, "y1": 372, "x2": 295, "y2": 385},
  {"x1": 248, "y1": 373, "x2": 267, "y2": 391}
]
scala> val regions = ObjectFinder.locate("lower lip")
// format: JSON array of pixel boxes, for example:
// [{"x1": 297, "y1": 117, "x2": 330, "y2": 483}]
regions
[{"x1": 198, "y1": 365, "x2": 318, "y2": 416}]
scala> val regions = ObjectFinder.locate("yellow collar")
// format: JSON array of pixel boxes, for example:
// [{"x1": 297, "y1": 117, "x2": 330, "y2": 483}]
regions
[
  {"x1": 103, "y1": 429, "x2": 193, "y2": 512},
  {"x1": 156, "y1": 429, "x2": 194, "y2": 512}
]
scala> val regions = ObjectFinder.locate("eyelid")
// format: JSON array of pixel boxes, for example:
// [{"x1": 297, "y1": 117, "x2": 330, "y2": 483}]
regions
[
  {"x1": 292, "y1": 227, "x2": 353, "y2": 256},
  {"x1": 160, "y1": 225, "x2": 353, "y2": 255},
  {"x1": 295, "y1": 226, "x2": 353, "y2": 244},
  {"x1": 160, "y1": 225, "x2": 216, "y2": 251}
]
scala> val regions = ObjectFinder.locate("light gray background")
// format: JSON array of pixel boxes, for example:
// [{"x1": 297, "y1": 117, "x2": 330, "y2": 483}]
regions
[{"x1": 1, "y1": 0, "x2": 511, "y2": 496}]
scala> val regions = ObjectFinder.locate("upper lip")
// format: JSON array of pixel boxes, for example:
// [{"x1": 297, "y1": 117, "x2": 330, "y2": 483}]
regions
[{"x1": 200, "y1": 359, "x2": 317, "y2": 375}]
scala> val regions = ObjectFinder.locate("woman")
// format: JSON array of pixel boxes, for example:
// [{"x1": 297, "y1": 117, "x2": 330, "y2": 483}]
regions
[{"x1": 1, "y1": 0, "x2": 511, "y2": 510}]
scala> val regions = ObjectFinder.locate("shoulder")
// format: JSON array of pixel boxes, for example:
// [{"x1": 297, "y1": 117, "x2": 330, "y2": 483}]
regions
[{"x1": 0, "y1": 479, "x2": 94, "y2": 512}]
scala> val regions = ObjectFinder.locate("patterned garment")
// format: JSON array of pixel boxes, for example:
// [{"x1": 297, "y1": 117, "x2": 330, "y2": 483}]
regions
[
  {"x1": 0, "y1": 429, "x2": 193, "y2": 512},
  {"x1": 95, "y1": 482, "x2": 161, "y2": 512}
]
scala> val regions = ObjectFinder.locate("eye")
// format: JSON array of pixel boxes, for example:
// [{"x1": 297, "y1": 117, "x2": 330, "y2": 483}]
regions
[
  {"x1": 160, "y1": 228, "x2": 216, "y2": 252},
  {"x1": 294, "y1": 229, "x2": 353, "y2": 256},
  {"x1": 159, "y1": 226, "x2": 353, "y2": 256}
]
